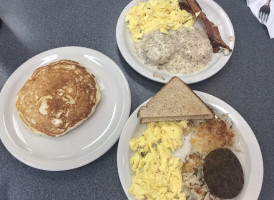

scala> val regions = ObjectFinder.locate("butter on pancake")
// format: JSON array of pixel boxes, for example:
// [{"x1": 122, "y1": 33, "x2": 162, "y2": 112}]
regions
[{"x1": 16, "y1": 60, "x2": 101, "y2": 137}]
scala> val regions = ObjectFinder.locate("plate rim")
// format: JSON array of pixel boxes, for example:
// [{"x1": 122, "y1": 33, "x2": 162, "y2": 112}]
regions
[
  {"x1": 116, "y1": 0, "x2": 235, "y2": 84},
  {"x1": 0, "y1": 46, "x2": 131, "y2": 171},
  {"x1": 117, "y1": 91, "x2": 263, "y2": 200}
]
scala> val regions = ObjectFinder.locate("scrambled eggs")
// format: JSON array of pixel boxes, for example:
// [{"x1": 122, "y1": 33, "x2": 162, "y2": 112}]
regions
[
  {"x1": 129, "y1": 121, "x2": 188, "y2": 200},
  {"x1": 125, "y1": 0, "x2": 196, "y2": 42}
]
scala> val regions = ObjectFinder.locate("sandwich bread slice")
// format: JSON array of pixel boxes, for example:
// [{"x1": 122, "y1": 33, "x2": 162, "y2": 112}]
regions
[{"x1": 138, "y1": 77, "x2": 214, "y2": 123}]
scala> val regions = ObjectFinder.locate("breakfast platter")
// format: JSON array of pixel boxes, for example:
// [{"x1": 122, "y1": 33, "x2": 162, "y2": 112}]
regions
[
  {"x1": 117, "y1": 91, "x2": 263, "y2": 200},
  {"x1": 0, "y1": 46, "x2": 131, "y2": 171},
  {"x1": 116, "y1": 0, "x2": 235, "y2": 84},
  {"x1": 1, "y1": 0, "x2": 274, "y2": 199}
]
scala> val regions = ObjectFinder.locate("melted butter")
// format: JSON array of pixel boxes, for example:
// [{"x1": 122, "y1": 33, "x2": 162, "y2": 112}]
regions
[
  {"x1": 51, "y1": 118, "x2": 62, "y2": 126},
  {"x1": 38, "y1": 95, "x2": 52, "y2": 115}
]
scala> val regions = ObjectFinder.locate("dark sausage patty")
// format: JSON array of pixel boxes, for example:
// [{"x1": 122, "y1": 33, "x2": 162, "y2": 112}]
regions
[{"x1": 203, "y1": 148, "x2": 244, "y2": 199}]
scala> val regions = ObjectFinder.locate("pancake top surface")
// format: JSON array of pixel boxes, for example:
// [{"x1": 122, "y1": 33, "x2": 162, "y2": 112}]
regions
[{"x1": 16, "y1": 60, "x2": 101, "y2": 137}]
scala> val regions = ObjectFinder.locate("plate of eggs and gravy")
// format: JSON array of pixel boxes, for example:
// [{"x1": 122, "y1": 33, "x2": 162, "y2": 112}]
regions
[
  {"x1": 117, "y1": 77, "x2": 263, "y2": 200},
  {"x1": 116, "y1": 0, "x2": 235, "y2": 83},
  {"x1": 0, "y1": 46, "x2": 131, "y2": 171}
]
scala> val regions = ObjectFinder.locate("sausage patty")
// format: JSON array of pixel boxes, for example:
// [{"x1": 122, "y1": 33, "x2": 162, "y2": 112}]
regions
[{"x1": 203, "y1": 148, "x2": 244, "y2": 199}]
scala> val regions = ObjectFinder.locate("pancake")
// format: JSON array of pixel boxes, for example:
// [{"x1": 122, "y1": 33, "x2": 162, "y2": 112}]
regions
[{"x1": 16, "y1": 60, "x2": 101, "y2": 137}]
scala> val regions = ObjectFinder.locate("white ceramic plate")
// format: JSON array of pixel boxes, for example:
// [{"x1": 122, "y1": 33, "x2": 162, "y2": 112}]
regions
[
  {"x1": 117, "y1": 91, "x2": 263, "y2": 200},
  {"x1": 116, "y1": 0, "x2": 235, "y2": 84},
  {"x1": 0, "y1": 46, "x2": 131, "y2": 171}
]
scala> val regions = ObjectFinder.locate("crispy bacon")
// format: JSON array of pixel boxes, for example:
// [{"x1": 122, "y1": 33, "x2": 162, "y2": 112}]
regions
[
  {"x1": 179, "y1": 2, "x2": 193, "y2": 14},
  {"x1": 179, "y1": 0, "x2": 232, "y2": 53}
]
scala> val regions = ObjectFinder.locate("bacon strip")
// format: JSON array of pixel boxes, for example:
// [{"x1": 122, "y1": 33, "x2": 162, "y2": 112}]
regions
[
  {"x1": 178, "y1": 2, "x2": 193, "y2": 14},
  {"x1": 179, "y1": 0, "x2": 232, "y2": 53}
]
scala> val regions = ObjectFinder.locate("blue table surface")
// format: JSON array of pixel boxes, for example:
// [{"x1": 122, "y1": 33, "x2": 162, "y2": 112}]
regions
[{"x1": 0, "y1": 0, "x2": 273, "y2": 199}]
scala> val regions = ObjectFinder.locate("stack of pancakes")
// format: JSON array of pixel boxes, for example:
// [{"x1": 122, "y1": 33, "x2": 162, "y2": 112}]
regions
[{"x1": 16, "y1": 60, "x2": 101, "y2": 137}]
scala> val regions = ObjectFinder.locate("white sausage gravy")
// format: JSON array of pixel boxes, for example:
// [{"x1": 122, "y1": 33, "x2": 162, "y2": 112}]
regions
[{"x1": 134, "y1": 27, "x2": 212, "y2": 75}]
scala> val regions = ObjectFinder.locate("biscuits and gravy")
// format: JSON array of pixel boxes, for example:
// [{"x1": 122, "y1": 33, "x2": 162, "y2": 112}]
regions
[{"x1": 125, "y1": 0, "x2": 232, "y2": 76}]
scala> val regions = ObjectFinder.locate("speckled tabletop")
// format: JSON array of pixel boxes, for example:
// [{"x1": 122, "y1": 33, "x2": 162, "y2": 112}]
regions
[{"x1": 0, "y1": 0, "x2": 273, "y2": 200}]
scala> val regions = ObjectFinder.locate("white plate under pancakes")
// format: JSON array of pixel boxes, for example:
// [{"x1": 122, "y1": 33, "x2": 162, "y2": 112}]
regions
[
  {"x1": 0, "y1": 46, "x2": 131, "y2": 171},
  {"x1": 116, "y1": 0, "x2": 235, "y2": 84},
  {"x1": 117, "y1": 91, "x2": 263, "y2": 200}
]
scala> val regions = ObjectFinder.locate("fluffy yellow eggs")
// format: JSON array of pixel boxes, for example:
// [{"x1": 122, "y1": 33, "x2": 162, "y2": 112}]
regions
[
  {"x1": 125, "y1": 0, "x2": 196, "y2": 42},
  {"x1": 129, "y1": 121, "x2": 188, "y2": 200}
]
